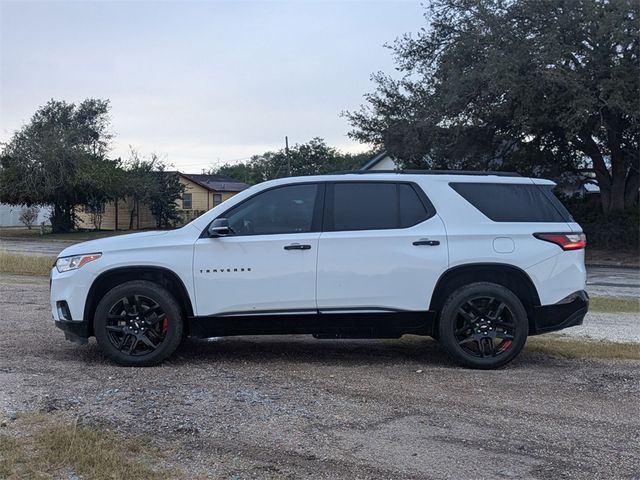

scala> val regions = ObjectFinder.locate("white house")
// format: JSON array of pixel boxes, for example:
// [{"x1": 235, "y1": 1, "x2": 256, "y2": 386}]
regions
[
  {"x1": 0, "y1": 204, "x2": 52, "y2": 227},
  {"x1": 360, "y1": 151, "x2": 399, "y2": 171}
]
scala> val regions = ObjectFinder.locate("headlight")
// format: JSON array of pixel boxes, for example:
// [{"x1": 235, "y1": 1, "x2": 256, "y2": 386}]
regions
[{"x1": 55, "y1": 253, "x2": 102, "y2": 273}]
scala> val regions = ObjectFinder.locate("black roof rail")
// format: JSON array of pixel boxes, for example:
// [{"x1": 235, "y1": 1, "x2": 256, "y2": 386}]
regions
[{"x1": 329, "y1": 169, "x2": 522, "y2": 177}]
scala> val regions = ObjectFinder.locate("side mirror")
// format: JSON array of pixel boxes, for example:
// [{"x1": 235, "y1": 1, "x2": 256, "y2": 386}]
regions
[{"x1": 208, "y1": 218, "x2": 232, "y2": 237}]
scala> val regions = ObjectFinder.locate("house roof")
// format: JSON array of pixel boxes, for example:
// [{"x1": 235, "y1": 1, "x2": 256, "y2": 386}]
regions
[
  {"x1": 179, "y1": 173, "x2": 249, "y2": 192},
  {"x1": 583, "y1": 183, "x2": 600, "y2": 194},
  {"x1": 360, "y1": 150, "x2": 387, "y2": 170},
  {"x1": 360, "y1": 150, "x2": 390, "y2": 170}
]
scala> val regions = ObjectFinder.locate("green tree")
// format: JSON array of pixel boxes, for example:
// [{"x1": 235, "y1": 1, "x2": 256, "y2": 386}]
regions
[
  {"x1": 79, "y1": 156, "x2": 125, "y2": 230},
  {"x1": 213, "y1": 162, "x2": 258, "y2": 185},
  {"x1": 0, "y1": 98, "x2": 114, "y2": 232},
  {"x1": 147, "y1": 161, "x2": 185, "y2": 229},
  {"x1": 122, "y1": 149, "x2": 157, "y2": 230},
  {"x1": 122, "y1": 150, "x2": 185, "y2": 229},
  {"x1": 18, "y1": 206, "x2": 40, "y2": 230},
  {"x1": 213, "y1": 138, "x2": 374, "y2": 184},
  {"x1": 345, "y1": 0, "x2": 639, "y2": 213}
]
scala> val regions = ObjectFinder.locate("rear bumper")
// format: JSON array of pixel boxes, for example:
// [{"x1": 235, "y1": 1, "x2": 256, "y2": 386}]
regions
[{"x1": 531, "y1": 290, "x2": 589, "y2": 335}]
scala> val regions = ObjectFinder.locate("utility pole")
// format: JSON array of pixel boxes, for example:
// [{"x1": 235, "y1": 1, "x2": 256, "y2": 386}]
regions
[{"x1": 285, "y1": 136, "x2": 290, "y2": 176}]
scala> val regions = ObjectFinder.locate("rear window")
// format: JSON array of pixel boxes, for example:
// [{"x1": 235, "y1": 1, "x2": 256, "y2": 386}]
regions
[{"x1": 449, "y1": 182, "x2": 573, "y2": 223}]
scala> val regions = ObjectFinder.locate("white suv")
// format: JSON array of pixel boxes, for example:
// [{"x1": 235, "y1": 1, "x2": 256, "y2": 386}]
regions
[{"x1": 50, "y1": 171, "x2": 588, "y2": 369}]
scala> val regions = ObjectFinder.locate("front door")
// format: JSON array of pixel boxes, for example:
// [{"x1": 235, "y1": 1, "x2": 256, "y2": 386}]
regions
[{"x1": 193, "y1": 183, "x2": 323, "y2": 316}]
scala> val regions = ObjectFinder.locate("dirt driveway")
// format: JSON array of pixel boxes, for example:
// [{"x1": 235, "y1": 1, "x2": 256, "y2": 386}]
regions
[{"x1": 0, "y1": 274, "x2": 639, "y2": 479}]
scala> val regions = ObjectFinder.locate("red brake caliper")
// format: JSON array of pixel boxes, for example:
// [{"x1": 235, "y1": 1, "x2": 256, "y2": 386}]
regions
[
  {"x1": 162, "y1": 317, "x2": 169, "y2": 333},
  {"x1": 499, "y1": 339, "x2": 513, "y2": 352}
]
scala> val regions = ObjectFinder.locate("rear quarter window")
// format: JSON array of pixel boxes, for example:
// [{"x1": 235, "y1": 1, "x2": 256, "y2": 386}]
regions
[{"x1": 449, "y1": 182, "x2": 573, "y2": 223}]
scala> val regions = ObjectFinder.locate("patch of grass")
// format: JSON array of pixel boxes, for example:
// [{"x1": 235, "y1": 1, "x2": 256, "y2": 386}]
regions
[
  {"x1": 0, "y1": 435, "x2": 23, "y2": 479},
  {"x1": 590, "y1": 296, "x2": 640, "y2": 313},
  {"x1": 0, "y1": 252, "x2": 56, "y2": 276},
  {"x1": 526, "y1": 336, "x2": 640, "y2": 361},
  {"x1": 0, "y1": 413, "x2": 183, "y2": 480}
]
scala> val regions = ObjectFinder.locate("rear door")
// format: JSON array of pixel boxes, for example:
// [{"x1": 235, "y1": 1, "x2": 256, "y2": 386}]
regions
[{"x1": 316, "y1": 181, "x2": 448, "y2": 312}]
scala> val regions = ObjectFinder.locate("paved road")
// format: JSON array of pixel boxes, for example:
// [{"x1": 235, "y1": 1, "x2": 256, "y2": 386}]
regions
[
  {"x1": 0, "y1": 273, "x2": 638, "y2": 479},
  {"x1": 586, "y1": 265, "x2": 640, "y2": 299},
  {"x1": 0, "y1": 238, "x2": 73, "y2": 256}
]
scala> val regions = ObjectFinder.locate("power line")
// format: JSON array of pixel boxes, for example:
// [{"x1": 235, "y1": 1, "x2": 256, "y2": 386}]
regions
[
  {"x1": 172, "y1": 156, "x2": 253, "y2": 168},
  {"x1": 285, "y1": 136, "x2": 290, "y2": 177}
]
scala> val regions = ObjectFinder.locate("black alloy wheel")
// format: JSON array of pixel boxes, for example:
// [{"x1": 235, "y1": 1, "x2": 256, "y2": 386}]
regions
[
  {"x1": 454, "y1": 296, "x2": 516, "y2": 358},
  {"x1": 105, "y1": 294, "x2": 169, "y2": 356},
  {"x1": 439, "y1": 282, "x2": 528, "y2": 369},
  {"x1": 94, "y1": 280, "x2": 184, "y2": 366}
]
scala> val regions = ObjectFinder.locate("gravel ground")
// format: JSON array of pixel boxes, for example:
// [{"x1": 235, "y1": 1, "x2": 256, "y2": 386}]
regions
[{"x1": 1, "y1": 273, "x2": 639, "y2": 479}]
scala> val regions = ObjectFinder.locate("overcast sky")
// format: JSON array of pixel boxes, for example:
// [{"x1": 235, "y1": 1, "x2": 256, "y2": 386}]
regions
[{"x1": 0, "y1": 0, "x2": 424, "y2": 171}]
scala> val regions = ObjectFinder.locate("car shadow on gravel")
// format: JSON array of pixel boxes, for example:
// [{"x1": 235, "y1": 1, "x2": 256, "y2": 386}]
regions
[
  {"x1": 175, "y1": 336, "x2": 449, "y2": 364},
  {"x1": 48, "y1": 334, "x2": 561, "y2": 371},
  {"x1": 166, "y1": 335, "x2": 549, "y2": 371}
]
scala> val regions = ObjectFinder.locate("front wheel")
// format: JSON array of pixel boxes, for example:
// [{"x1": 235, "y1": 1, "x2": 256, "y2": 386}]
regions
[
  {"x1": 438, "y1": 282, "x2": 528, "y2": 369},
  {"x1": 94, "y1": 280, "x2": 184, "y2": 366}
]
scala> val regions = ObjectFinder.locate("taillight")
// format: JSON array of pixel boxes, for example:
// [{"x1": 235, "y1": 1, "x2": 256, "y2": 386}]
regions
[{"x1": 533, "y1": 232, "x2": 587, "y2": 251}]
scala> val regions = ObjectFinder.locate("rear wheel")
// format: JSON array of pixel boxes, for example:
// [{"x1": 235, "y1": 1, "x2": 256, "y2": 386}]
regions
[
  {"x1": 94, "y1": 280, "x2": 184, "y2": 366},
  {"x1": 438, "y1": 282, "x2": 528, "y2": 369}
]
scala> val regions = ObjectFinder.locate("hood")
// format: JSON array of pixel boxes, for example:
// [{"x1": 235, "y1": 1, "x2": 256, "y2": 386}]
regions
[{"x1": 57, "y1": 230, "x2": 171, "y2": 258}]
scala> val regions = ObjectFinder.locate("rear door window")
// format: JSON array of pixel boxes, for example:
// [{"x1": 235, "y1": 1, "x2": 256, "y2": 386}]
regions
[
  {"x1": 449, "y1": 182, "x2": 573, "y2": 222},
  {"x1": 327, "y1": 182, "x2": 432, "y2": 231}
]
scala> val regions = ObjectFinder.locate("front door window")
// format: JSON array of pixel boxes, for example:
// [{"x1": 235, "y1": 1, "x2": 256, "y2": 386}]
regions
[{"x1": 224, "y1": 184, "x2": 319, "y2": 236}]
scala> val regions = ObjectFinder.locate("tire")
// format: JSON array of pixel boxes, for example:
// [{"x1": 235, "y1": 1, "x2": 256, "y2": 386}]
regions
[
  {"x1": 438, "y1": 282, "x2": 528, "y2": 369},
  {"x1": 94, "y1": 280, "x2": 184, "y2": 366}
]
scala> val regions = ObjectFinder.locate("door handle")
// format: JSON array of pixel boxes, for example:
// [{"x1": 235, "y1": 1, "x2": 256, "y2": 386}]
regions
[
  {"x1": 413, "y1": 239, "x2": 440, "y2": 246},
  {"x1": 284, "y1": 243, "x2": 312, "y2": 250}
]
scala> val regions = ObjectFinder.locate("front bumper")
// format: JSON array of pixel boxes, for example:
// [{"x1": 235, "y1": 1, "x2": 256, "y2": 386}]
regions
[
  {"x1": 531, "y1": 290, "x2": 589, "y2": 335},
  {"x1": 55, "y1": 319, "x2": 90, "y2": 344},
  {"x1": 51, "y1": 266, "x2": 93, "y2": 344}
]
